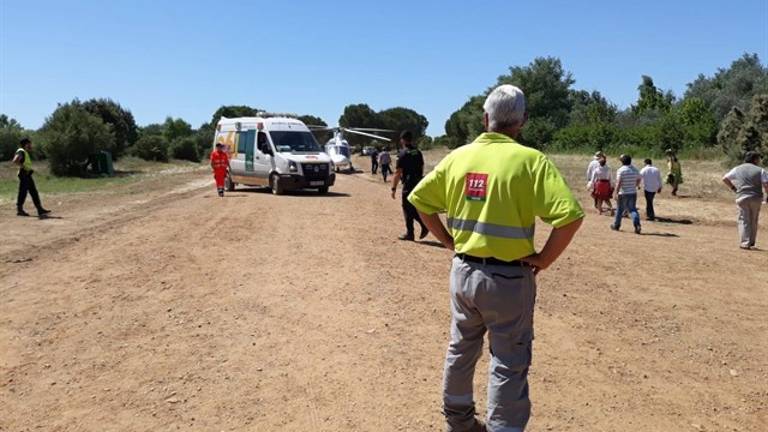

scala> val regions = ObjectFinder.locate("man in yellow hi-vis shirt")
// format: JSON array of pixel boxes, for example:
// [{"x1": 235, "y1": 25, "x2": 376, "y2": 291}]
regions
[{"x1": 409, "y1": 85, "x2": 584, "y2": 432}]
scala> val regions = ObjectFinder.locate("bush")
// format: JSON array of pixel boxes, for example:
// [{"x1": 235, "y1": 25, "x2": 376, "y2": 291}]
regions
[
  {"x1": 170, "y1": 136, "x2": 200, "y2": 162},
  {"x1": 133, "y1": 135, "x2": 169, "y2": 162},
  {"x1": 40, "y1": 102, "x2": 116, "y2": 176},
  {"x1": 1, "y1": 114, "x2": 25, "y2": 161}
]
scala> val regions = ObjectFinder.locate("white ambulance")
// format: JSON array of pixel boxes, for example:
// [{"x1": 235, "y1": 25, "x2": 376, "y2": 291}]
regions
[{"x1": 214, "y1": 115, "x2": 335, "y2": 195}]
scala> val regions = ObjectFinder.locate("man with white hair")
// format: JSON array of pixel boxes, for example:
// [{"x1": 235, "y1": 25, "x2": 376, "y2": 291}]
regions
[{"x1": 408, "y1": 85, "x2": 584, "y2": 432}]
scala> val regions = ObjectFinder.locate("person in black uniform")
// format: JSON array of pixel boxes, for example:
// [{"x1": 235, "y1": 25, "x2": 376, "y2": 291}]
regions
[
  {"x1": 13, "y1": 137, "x2": 51, "y2": 218},
  {"x1": 390, "y1": 131, "x2": 428, "y2": 240},
  {"x1": 370, "y1": 147, "x2": 379, "y2": 174}
]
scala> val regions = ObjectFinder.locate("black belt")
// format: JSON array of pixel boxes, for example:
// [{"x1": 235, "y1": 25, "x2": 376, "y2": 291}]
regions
[{"x1": 455, "y1": 253, "x2": 524, "y2": 267}]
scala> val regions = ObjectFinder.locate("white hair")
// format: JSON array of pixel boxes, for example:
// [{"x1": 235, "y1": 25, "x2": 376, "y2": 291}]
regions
[{"x1": 483, "y1": 84, "x2": 527, "y2": 131}]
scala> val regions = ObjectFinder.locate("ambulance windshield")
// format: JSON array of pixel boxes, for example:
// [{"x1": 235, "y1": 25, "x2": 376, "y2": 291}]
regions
[{"x1": 269, "y1": 131, "x2": 321, "y2": 153}]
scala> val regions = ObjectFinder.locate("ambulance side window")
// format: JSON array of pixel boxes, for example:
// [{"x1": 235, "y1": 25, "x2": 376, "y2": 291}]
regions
[
  {"x1": 237, "y1": 133, "x2": 247, "y2": 153},
  {"x1": 257, "y1": 132, "x2": 269, "y2": 153}
]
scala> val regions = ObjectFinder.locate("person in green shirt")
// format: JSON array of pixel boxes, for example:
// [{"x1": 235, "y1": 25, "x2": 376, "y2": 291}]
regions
[
  {"x1": 12, "y1": 138, "x2": 51, "y2": 218},
  {"x1": 408, "y1": 85, "x2": 584, "y2": 432},
  {"x1": 666, "y1": 149, "x2": 683, "y2": 196}
]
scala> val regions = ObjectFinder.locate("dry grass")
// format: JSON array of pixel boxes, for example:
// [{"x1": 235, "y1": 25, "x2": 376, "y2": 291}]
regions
[{"x1": 419, "y1": 148, "x2": 765, "y2": 228}]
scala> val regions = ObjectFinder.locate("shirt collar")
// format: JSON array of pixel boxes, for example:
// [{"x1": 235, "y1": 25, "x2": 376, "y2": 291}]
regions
[{"x1": 474, "y1": 132, "x2": 519, "y2": 145}]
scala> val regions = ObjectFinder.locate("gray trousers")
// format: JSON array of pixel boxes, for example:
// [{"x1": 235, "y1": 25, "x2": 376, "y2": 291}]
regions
[
  {"x1": 737, "y1": 197, "x2": 762, "y2": 247},
  {"x1": 443, "y1": 256, "x2": 536, "y2": 432}
]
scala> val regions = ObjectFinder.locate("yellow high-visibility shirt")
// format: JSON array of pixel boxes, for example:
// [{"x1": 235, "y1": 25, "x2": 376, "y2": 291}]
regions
[{"x1": 408, "y1": 132, "x2": 584, "y2": 261}]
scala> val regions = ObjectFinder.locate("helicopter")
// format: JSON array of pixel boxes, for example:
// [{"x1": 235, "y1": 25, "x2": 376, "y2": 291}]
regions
[{"x1": 307, "y1": 126, "x2": 393, "y2": 172}]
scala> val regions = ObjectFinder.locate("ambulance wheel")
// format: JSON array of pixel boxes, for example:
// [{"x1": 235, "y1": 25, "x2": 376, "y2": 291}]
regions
[
  {"x1": 225, "y1": 173, "x2": 235, "y2": 191},
  {"x1": 270, "y1": 174, "x2": 284, "y2": 195},
  {"x1": 318, "y1": 186, "x2": 329, "y2": 194}
]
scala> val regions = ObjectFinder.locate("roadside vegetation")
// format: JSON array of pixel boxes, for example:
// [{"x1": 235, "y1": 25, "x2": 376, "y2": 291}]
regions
[{"x1": 2, "y1": 53, "x2": 766, "y2": 183}]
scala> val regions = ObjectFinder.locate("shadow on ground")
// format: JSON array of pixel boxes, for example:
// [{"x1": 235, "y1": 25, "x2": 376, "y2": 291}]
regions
[{"x1": 655, "y1": 217, "x2": 694, "y2": 225}]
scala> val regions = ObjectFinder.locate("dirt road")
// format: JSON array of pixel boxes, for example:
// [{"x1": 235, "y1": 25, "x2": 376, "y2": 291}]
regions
[{"x1": 1, "y1": 166, "x2": 766, "y2": 431}]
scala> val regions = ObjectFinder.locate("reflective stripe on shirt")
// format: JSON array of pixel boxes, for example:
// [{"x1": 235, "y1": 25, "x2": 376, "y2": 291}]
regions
[{"x1": 447, "y1": 217, "x2": 535, "y2": 239}]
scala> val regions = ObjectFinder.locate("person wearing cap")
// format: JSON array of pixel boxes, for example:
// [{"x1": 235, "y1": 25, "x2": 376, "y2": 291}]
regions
[
  {"x1": 586, "y1": 151, "x2": 605, "y2": 211},
  {"x1": 722, "y1": 151, "x2": 768, "y2": 249},
  {"x1": 210, "y1": 142, "x2": 230, "y2": 197},
  {"x1": 408, "y1": 84, "x2": 584, "y2": 432},
  {"x1": 586, "y1": 151, "x2": 604, "y2": 183},
  {"x1": 12, "y1": 137, "x2": 51, "y2": 218},
  {"x1": 390, "y1": 130, "x2": 428, "y2": 241},
  {"x1": 611, "y1": 154, "x2": 642, "y2": 234}
]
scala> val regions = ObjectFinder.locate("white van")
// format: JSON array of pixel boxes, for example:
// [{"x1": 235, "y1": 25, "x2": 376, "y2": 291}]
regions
[{"x1": 214, "y1": 116, "x2": 335, "y2": 194}]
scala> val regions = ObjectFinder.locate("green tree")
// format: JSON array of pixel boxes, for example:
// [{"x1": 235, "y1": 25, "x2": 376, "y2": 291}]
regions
[
  {"x1": 632, "y1": 75, "x2": 674, "y2": 115},
  {"x1": 717, "y1": 94, "x2": 768, "y2": 164},
  {"x1": 677, "y1": 97, "x2": 717, "y2": 148},
  {"x1": 685, "y1": 53, "x2": 768, "y2": 122},
  {"x1": 209, "y1": 105, "x2": 261, "y2": 127},
  {"x1": 445, "y1": 57, "x2": 576, "y2": 148},
  {"x1": 170, "y1": 136, "x2": 200, "y2": 162},
  {"x1": 82, "y1": 98, "x2": 138, "y2": 159},
  {"x1": 163, "y1": 117, "x2": 193, "y2": 144},
  {"x1": 41, "y1": 101, "x2": 116, "y2": 176},
  {"x1": 444, "y1": 96, "x2": 485, "y2": 147},
  {"x1": 339, "y1": 104, "x2": 382, "y2": 148},
  {"x1": 194, "y1": 123, "x2": 215, "y2": 160},
  {"x1": 133, "y1": 135, "x2": 169, "y2": 162},
  {"x1": 0, "y1": 114, "x2": 24, "y2": 160},
  {"x1": 569, "y1": 90, "x2": 617, "y2": 124},
  {"x1": 717, "y1": 107, "x2": 746, "y2": 163},
  {"x1": 378, "y1": 107, "x2": 428, "y2": 141},
  {"x1": 297, "y1": 115, "x2": 326, "y2": 127},
  {"x1": 139, "y1": 123, "x2": 165, "y2": 138},
  {"x1": 497, "y1": 57, "x2": 575, "y2": 131}
]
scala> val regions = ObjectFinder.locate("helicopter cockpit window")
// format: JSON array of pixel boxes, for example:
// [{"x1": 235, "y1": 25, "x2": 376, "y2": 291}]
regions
[
  {"x1": 337, "y1": 146, "x2": 350, "y2": 158},
  {"x1": 268, "y1": 131, "x2": 320, "y2": 153}
]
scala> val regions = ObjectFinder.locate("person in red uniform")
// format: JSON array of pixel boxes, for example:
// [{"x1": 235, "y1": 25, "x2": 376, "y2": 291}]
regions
[{"x1": 210, "y1": 143, "x2": 230, "y2": 197}]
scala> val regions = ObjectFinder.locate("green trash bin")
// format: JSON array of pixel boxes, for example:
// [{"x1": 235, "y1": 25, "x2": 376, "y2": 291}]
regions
[{"x1": 89, "y1": 151, "x2": 114, "y2": 176}]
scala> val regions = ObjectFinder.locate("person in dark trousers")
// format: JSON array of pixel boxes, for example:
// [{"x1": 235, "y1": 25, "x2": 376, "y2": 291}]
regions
[
  {"x1": 390, "y1": 131, "x2": 428, "y2": 240},
  {"x1": 370, "y1": 147, "x2": 379, "y2": 174},
  {"x1": 378, "y1": 148, "x2": 392, "y2": 182},
  {"x1": 12, "y1": 138, "x2": 51, "y2": 218},
  {"x1": 639, "y1": 158, "x2": 662, "y2": 221}
]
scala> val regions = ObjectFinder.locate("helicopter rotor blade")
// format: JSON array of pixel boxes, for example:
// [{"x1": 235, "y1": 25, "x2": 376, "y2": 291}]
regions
[
  {"x1": 341, "y1": 128, "x2": 392, "y2": 141},
  {"x1": 348, "y1": 127, "x2": 395, "y2": 133}
]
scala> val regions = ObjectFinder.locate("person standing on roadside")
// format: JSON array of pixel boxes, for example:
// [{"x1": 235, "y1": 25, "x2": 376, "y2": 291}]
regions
[
  {"x1": 210, "y1": 143, "x2": 230, "y2": 197},
  {"x1": 13, "y1": 137, "x2": 51, "y2": 218},
  {"x1": 391, "y1": 131, "x2": 428, "y2": 240},
  {"x1": 722, "y1": 151, "x2": 768, "y2": 250},
  {"x1": 611, "y1": 154, "x2": 642, "y2": 234},
  {"x1": 639, "y1": 158, "x2": 663, "y2": 221},
  {"x1": 378, "y1": 148, "x2": 392, "y2": 182},
  {"x1": 408, "y1": 85, "x2": 584, "y2": 432},
  {"x1": 666, "y1": 150, "x2": 683, "y2": 196}
]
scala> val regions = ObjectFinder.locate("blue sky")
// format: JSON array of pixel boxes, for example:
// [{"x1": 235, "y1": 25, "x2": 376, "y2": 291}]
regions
[{"x1": 1, "y1": 0, "x2": 766, "y2": 136}]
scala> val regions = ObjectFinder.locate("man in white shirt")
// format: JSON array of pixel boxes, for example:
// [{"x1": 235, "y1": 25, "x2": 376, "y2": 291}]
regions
[{"x1": 639, "y1": 159, "x2": 662, "y2": 221}]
